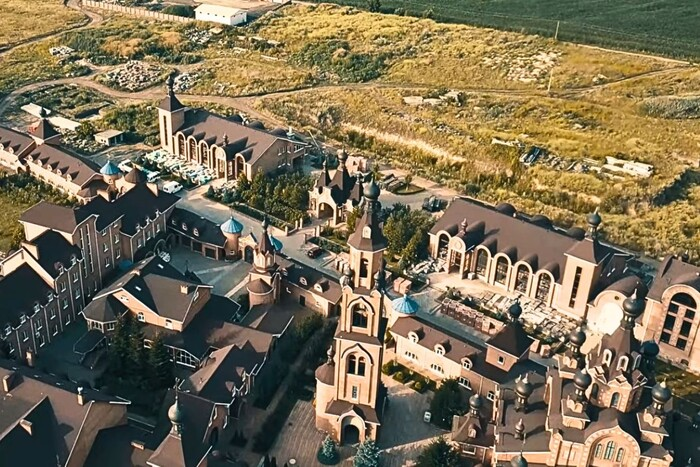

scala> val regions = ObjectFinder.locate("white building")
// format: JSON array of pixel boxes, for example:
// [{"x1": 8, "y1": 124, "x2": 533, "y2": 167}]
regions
[{"x1": 194, "y1": 4, "x2": 247, "y2": 26}]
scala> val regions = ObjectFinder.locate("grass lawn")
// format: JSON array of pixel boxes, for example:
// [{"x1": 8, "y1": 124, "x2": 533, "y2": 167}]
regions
[
  {"x1": 0, "y1": 173, "x2": 76, "y2": 254},
  {"x1": 0, "y1": 0, "x2": 86, "y2": 49},
  {"x1": 316, "y1": 0, "x2": 700, "y2": 60},
  {"x1": 13, "y1": 84, "x2": 113, "y2": 119}
]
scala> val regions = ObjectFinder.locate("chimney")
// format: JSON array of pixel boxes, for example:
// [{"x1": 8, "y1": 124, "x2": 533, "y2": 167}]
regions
[
  {"x1": 77, "y1": 386, "x2": 85, "y2": 406},
  {"x1": 20, "y1": 419, "x2": 33, "y2": 435},
  {"x1": 2, "y1": 372, "x2": 15, "y2": 392},
  {"x1": 180, "y1": 284, "x2": 190, "y2": 294}
]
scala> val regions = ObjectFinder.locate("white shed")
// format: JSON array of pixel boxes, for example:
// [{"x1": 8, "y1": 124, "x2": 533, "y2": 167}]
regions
[{"x1": 194, "y1": 4, "x2": 247, "y2": 26}]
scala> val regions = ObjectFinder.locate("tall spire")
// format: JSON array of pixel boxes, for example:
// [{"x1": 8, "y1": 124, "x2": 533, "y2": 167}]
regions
[
  {"x1": 586, "y1": 207, "x2": 602, "y2": 239},
  {"x1": 347, "y1": 178, "x2": 387, "y2": 252},
  {"x1": 159, "y1": 72, "x2": 183, "y2": 112}
]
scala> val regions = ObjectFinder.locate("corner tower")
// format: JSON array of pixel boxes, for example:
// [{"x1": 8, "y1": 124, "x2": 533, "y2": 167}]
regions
[{"x1": 315, "y1": 179, "x2": 388, "y2": 445}]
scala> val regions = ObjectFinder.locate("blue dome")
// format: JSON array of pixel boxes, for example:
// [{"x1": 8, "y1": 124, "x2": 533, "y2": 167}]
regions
[
  {"x1": 100, "y1": 160, "x2": 120, "y2": 176},
  {"x1": 269, "y1": 235, "x2": 283, "y2": 252},
  {"x1": 220, "y1": 216, "x2": 244, "y2": 235},
  {"x1": 392, "y1": 294, "x2": 419, "y2": 315}
]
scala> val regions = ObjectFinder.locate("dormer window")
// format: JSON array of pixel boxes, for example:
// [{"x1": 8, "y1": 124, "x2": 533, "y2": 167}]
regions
[
  {"x1": 135, "y1": 223, "x2": 141, "y2": 231},
  {"x1": 193, "y1": 228, "x2": 199, "y2": 237},
  {"x1": 5, "y1": 324, "x2": 13, "y2": 336},
  {"x1": 300, "y1": 277, "x2": 308, "y2": 286},
  {"x1": 462, "y1": 359, "x2": 473, "y2": 370},
  {"x1": 137, "y1": 312, "x2": 145, "y2": 322},
  {"x1": 408, "y1": 332, "x2": 419, "y2": 343},
  {"x1": 182, "y1": 223, "x2": 188, "y2": 231},
  {"x1": 70, "y1": 255, "x2": 77, "y2": 265},
  {"x1": 602, "y1": 349, "x2": 613, "y2": 366},
  {"x1": 33, "y1": 303, "x2": 40, "y2": 313},
  {"x1": 171, "y1": 219, "x2": 177, "y2": 225},
  {"x1": 20, "y1": 314, "x2": 27, "y2": 324},
  {"x1": 362, "y1": 226, "x2": 372, "y2": 239},
  {"x1": 617, "y1": 355, "x2": 629, "y2": 371},
  {"x1": 46, "y1": 292, "x2": 53, "y2": 301},
  {"x1": 435, "y1": 344, "x2": 445, "y2": 356}
]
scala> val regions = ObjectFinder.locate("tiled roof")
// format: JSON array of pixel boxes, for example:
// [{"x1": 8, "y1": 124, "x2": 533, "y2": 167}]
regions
[
  {"x1": 391, "y1": 315, "x2": 481, "y2": 364},
  {"x1": 486, "y1": 322, "x2": 534, "y2": 358},
  {"x1": 169, "y1": 207, "x2": 227, "y2": 247},
  {"x1": 0, "y1": 264, "x2": 53, "y2": 328},
  {"x1": 98, "y1": 257, "x2": 208, "y2": 323},
  {"x1": 24, "y1": 230, "x2": 82, "y2": 278},
  {"x1": 19, "y1": 201, "x2": 92, "y2": 234},
  {"x1": 648, "y1": 256, "x2": 700, "y2": 301}
]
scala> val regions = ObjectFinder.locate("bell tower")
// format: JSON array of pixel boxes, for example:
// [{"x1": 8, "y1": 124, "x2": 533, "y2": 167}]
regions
[{"x1": 315, "y1": 179, "x2": 388, "y2": 444}]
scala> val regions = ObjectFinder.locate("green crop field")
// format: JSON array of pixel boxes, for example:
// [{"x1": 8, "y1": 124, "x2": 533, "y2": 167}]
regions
[{"x1": 318, "y1": 0, "x2": 700, "y2": 60}]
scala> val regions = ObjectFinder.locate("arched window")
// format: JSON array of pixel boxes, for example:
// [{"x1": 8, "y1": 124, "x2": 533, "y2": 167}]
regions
[
  {"x1": 610, "y1": 392, "x2": 620, "y2": 409},
  {"x1": 348, "y1": 355, "x2": 357, "y2": 374},
  {"x1": 475, "y1": 249, "x2": 488, "y2": 276},
  {"x1": 435, "y1": 345, "x2": 445, "y2": 356},
  {"x1": 360, "y1": 258, "x2": 369, "y2": 279},
  {"x1": 408, "y1": 332, "x2": 419, "y2": 343},
  {"x1": 663, "y1": 292, "x2": 697, "y2": 351},
  {"x1": 137, "y1": 312, "x2": 145, "y2": 322},
  {"x1": 590, "y1": 383, "x2": 599, "y2": 400},
  {"x1": 594, "y1": 443, "x2": 603, "y2": 458},
  {"x1": 178, "y1": 135, "x2": 186, "y2": 156},
  {"x1": 352, "y1": 304, "x2": 368, "y2": 328},
  {"x1": 602, "y1": 349, "x2": 613, "y2": 366},
  {"x1": 604, "y1": 441, "x2": 616, "y2": 460},
  {"x1": 615, "y1": 448, "x2": 624, "y2": 462},
  {"x1": 633, "y1": 354, "x2": 642, "y2": 369},
  {"x1": 494, "y1": 256, "x2": 509, "y2": 285},
  {"x1": 515, "y1": 264, "x2": 530, "y2": 293},
  {"x1": 357, "y1": 357, "x2": 366, "y2": 376},
  {"x1": 536, "y1": 274, "x2": 552, "y2": 301},
  {"x1": 617, "y1": 355, "x2": 629, "y2": 371},
  {"x1": 462, "y1": 359, "x2": 472, "y2": 370},
  {"x1": 189, "y1": 138, "x2": 197, "y2": 161}
]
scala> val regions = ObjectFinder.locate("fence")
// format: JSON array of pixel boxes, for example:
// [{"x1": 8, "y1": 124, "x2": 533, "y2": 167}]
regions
[{"x1": 82, "y1": 1, "x2": 194, "y2": 23}]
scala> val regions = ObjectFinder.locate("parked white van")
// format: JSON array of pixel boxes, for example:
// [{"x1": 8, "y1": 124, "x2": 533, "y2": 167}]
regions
[{"x1": 162, "y1": 181, "x2": 183, "y2": 194}]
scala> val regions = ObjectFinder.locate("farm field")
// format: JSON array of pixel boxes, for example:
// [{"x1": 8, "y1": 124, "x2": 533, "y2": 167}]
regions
[
  {"x1": 317, "y1": 0, "x2": 700, "y2": 60},
  {"x1": 0, "y1": 0, "x2": 86, "y2": 49}
]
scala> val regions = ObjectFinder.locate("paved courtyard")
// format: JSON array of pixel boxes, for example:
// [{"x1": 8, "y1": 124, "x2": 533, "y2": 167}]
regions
[
  {"x1": 269, "y1": 376, "x2": 444, "y2": 467},
  {"x1": 169, "y1": 246, "x2": 251, "y2": 296}
]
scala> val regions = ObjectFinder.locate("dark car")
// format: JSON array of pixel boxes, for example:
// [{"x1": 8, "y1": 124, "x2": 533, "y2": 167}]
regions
[{"x1": 307, "y1": 246, "x2": 324, "y2": 258}]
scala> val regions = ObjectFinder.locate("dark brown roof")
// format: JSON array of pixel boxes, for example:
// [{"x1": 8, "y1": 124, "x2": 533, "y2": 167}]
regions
[
  {"x1": 145, "y1": 295, "x2": 275, "y2": 359},
  {"x1": 432, "y1": 198, "x2": 598, "y2": 282},
  {"x1": 565, "y1": 238, "x2": 611, "y2": 265},
  {"x1": 325, "y1": 400, "x2": 381, "y2": 424},
  {"x1": 158, "y1": 93, "x2": 184, "y2": 113},
  {"x1": 0, "y1": 126, "x2": 34, "y2": 156},
  {"x1": 486, "y1": 322, "x2": 534, "y2": 358},
  {"x1": 181, "y1": 343, "x2": 266, "y2": 404},
  {"x1": 27, "y1": 143, "x2": 100, "y2": 187},
  {"x1": 104, "y1": 257, "x2": 208, "y2": 322},
  {"x1": 82, "y1": 295, "x2": 128, "y2": 323},
  {"x1": 347, "y1": 206, "x2": 388, "y2": 252},
  {"x1": 240, "y1": 303, "x2": 295, "y2": 335},
  {"x1": 283, "y1": 259, "x2": 342, "y2": 303},
  {"x1": 648, "y1": 256, "x2": 700, "y2": 301},
  {"x1": 148, "y1": 391, "x2": 216, "y2": 467},
  {"x1": 124, "y1": 167, "x2": 148, "y2": 184},
  {"x1": 0, "y1": 361, "x2": 127, "y2": 466},
  {"x1": 179, "y1": 109, "x2": 290, "y2": 165},
  {"x1": 604, "y1": 275, "x2": 648, "y2": 297},
  {"x1": 20, "y1": 201, "x2": 92, "y2": 233},
  {"x1": 30, "y1": 118, "x2": 60, "y2": 142},
  {"x1": 315, "y1": 362, "x2": 335, "y2": 385},
  {"x1": 247, "y1": 278, "x2": 273, "y2": 294},
  {"x1": 0, "y1": 264, "x2": 53, "y2": 328},
  {"x1": 391, "y1": 316, "x2": 481, "y2": 364},
  {"x1": 169, "y1": 208, "x2": 226, "y2": 247},
  {"x1": 24, "y1": 230, "x2": 82, "y2": 278},
  {"x1": 84, "y1": 424, "x2": 156, "y2": 467}
]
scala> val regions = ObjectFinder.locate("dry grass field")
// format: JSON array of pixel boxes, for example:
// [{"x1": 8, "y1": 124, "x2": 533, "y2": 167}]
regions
[{"x1": 0, "y1": 0, "x2": 86, "y2": 49}]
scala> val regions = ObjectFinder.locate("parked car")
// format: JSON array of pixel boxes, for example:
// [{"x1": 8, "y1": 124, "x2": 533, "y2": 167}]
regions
[
  {"x1": 162, "y1": 181, "x2": 183, "y2": 194},
  {"x1": 307, "y1": 246, "x2": 324, "y2": 258}
]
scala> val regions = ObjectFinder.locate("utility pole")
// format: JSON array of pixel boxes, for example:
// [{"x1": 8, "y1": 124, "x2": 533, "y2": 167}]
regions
[
  {"x1": 554, "y1": 20, "x2": 560, "y2": 41},
  {"x1": 547, "y1": 68, "x2": 555, "y2": 94}
]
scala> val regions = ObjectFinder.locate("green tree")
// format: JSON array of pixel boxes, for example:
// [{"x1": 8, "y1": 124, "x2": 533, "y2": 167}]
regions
[
  {"x1": 317, "y1": 435, "x2": 340, "y2": 465},
  {"x1": 75, "y1": 121, "x2": 96, "y2": 140},
  {"x1": 346, "y1": 206, "x2": 362, "y2": 233},
  {"x1": 354, "y1": 439, "x2": 380, "y2": 467},
  {"x1": 367, "y1": 0, "x2": 381, "y2": 13},
  {"x1": 147, "y1": 333, "x2": 175, "y2": 390},
  {"x1": 429, "y1": 379, "x2": 467, "y2": 429},
  {"x1": 111, "y1": 312, "x2": 135, "y2": 376},
  {"x1": 416, "y1": 437, "x2": 466, "y2": 467},
  {"x1": 126, "y1": 321, "x2": 147, "y2": 385}
]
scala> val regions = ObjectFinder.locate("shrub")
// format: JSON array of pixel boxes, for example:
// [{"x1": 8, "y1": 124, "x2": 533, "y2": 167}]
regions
[
  {"x1": 393, "y1": 371, "x2": 410, "y2": 383},
  {"x1": 317, "y1": 435, "x2": 340, "y2": 465},
  {"x1": 381, "y1": 360, "x2": 398, "y2": 375},
  {"x1": 413, "y1": 380, "x2": 425, "y2": 393},
  {"x1": 162, "y1": 5, "x2": 195, "y2": 17}
]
